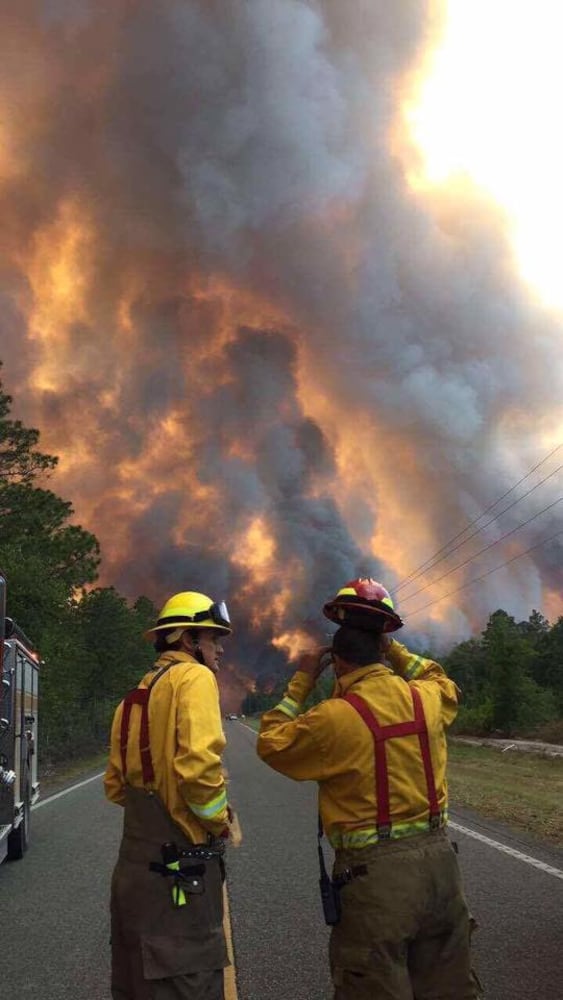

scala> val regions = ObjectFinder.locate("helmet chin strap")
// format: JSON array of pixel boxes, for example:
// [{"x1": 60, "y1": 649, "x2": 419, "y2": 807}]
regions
[
  {"x1": 179, "y1": 628, "x2": 205, "y2": 665},
  {"x1": 189, "y1": 630, "x2": 206, "y2": 666},
  {"x1": 194, "y1": 643, "x2": 206, "y2": 666}
]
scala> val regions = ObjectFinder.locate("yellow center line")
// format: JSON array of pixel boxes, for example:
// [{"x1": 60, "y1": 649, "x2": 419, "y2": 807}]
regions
[{"x1": 223, "y1": 884, "x2": 238, "y2": 1000}]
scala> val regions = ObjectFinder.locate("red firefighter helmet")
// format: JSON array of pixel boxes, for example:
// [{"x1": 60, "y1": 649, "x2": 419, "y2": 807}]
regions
[{"x1": 323, "y1": 578, "x2": 403, "y2": 633}]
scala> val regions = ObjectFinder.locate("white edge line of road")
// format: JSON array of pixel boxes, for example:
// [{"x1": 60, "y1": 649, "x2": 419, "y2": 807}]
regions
[
  {"x1": 239, "y1": 722, "x2": 563, "y2": 883},
  {"x1": 448, "y1": 821, "x2": 563, "y2": 881},
  {"x1": 32, "y1": 771, "x2": 106, "y2": 810}
]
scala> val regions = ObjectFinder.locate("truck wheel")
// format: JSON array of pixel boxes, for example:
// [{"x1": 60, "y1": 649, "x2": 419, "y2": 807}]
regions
[{"x1": 7, "y1": 776, "x2": 31, "y2": 860}]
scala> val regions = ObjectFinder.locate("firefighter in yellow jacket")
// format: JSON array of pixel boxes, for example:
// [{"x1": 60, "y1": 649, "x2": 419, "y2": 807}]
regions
[
  {"x1": 105, "y1": 591, "x2": 234, "y2": 1000},
  {"x1": 257, "y1": 578, "x2": 481, "y2": 1000}
]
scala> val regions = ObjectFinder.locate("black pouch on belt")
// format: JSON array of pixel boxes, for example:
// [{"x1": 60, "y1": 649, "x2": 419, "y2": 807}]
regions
[
  {"x1": 150, "y1": 844, "x2": 207, "y2": 897},
  {"x1": 178, "y1": 862, "x2": 206, "y2": 894}
]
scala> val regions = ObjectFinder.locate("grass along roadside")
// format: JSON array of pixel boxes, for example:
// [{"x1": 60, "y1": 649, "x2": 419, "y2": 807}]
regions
[
  {"x1": 39, "y1": 750, "x2": 109, "y2": 797},
  {"x1": 447, "y1": 742, "x2": 563, "y2": 848}
]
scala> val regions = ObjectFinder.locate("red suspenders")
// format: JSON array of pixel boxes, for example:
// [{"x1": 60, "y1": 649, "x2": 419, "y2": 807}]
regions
[
  {"x1": 120, "y1": 687, "x2": 155, "y2": 786},
  {"x1": 119, "y1": 665, "x2": 174, "y2": 787},
  {"x1": 343, "y1": 686, "x2": 441, "y2": 838}
]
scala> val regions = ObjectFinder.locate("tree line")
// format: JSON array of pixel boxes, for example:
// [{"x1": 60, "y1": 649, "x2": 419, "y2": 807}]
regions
[
  {"x1": 443, "y1": 608, "x2": 563, "y2": 739},
  {"x1": 244, "y1": 612, "x2": 563, "y2": 742},
  {"x1": 0, "y1": 365, "x2": 157, "y2": 761}
]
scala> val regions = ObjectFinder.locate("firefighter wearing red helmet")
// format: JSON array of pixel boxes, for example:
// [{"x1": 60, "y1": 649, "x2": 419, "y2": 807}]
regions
[
  {"x1": 258, "y1": 578, "x2": 482, "y2": 999},
  {"x1": 323, "y1": 577, "x2": 404, "y2": 632}
]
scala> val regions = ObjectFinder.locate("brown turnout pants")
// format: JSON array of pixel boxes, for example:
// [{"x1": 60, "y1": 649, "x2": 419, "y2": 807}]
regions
[
  {"x1": 110, "y1": 787, "x2": 228, "y2": 1000},
  {"x1": 330, "y1": 830, "x2": 482, "y2": 1000}
]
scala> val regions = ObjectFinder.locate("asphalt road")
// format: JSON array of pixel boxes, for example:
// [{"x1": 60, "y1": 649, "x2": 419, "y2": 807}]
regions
[
  {"x1": 1, "y1": 772, "x2": 118, "y2": 1000},
  {"x1": 1, "y1": 726, "x2": 563, "y2": 999}
]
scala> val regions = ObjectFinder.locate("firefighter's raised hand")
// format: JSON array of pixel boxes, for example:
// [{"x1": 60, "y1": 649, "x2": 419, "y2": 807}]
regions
[
  {"x1": 380, "y1": 634, "x2": 392, "y2": 658},
  {"x1": 296, "y1": 645, "x2": 333, "y2": 681}
]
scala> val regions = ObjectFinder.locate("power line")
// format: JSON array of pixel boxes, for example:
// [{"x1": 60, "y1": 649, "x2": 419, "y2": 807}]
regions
[
  {"x1": 400, "y1": 496, "x2": 562, "y2": 606},
  {"x1": 397, "y1": 455, "x2": 563, "y2": 597},
  {"x1": 396, "y1": 441, "x2": 563, "y2": 592},
  {"x1": 397, "y1": 440, "x2": 563, "y2": 589},
  {"x1": 405, "y1": 527, "x2": 563, "y2": 621}
]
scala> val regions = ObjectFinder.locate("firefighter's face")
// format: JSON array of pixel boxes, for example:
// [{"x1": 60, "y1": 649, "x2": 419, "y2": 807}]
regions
[{"x1": 189, "y1": 629, "x2": 225, "y2": 673}]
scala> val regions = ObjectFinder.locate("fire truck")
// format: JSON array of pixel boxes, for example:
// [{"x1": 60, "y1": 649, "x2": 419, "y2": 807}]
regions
[{"x1": 0, "y1": 571, "x2": 40, "y2": 862}]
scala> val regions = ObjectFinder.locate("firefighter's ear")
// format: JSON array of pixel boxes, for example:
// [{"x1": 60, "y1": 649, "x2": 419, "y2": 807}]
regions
[{"x1": 180, "y1": 630, "x2": 200, "y2": 656}]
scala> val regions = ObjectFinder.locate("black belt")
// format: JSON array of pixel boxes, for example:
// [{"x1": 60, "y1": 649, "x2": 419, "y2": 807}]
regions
[
  {"x1": 332, "y1": 863, "x2": 368, "y2": 888},
  {"x1": 177, "y1": 844, "x2": 225, "y2": 861},
  {"x1": 149, "y1": 860, "x2": 205, "y2": 879}
]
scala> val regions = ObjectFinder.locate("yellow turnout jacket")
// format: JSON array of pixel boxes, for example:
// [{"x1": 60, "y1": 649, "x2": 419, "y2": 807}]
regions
[
  {"x1": 105, "y1": 650, "x2": 229, "y2": 842},
  {"x1": 257, "y1": 640, "x2": 459, "y2": 848}
]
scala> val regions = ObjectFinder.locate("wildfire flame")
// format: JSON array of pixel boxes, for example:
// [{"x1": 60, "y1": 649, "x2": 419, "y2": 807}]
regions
[
  {"x1": 1, "y1": 1, "x2": 562, "y2": 672},
  {"x1": 271, "y1": 628, "x2": 316, "y2": 663}
]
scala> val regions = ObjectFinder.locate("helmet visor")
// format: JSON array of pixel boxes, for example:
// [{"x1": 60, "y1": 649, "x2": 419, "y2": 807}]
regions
[
  {"x1": 191, "y1": 601, "x2": 231, "y2": 629},
  {"x1": 209, "y1": 601, "x2": 230, "y2": 629}
]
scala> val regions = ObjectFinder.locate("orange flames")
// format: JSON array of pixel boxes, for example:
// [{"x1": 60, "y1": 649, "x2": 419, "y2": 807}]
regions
[
  {"x1": 1, "y1": 1, "x2": 562, "y2": 668},
  {"x1": 271, "y1": 628, "x2": 316, "y2": 663}
]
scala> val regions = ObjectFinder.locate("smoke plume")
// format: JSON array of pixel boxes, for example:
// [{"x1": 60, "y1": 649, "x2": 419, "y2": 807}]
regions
[{"x1": 1, "y1": 1, "x2": 562, "y2": 678}]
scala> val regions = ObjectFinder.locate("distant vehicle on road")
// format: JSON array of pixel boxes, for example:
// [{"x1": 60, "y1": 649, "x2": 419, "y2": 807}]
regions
[
  {"x1": 226, "y1": 714, "x2": 238, "y2": 721},
  {"x1": 0, "y1": 571, "x2": 40, "y2": 863}
]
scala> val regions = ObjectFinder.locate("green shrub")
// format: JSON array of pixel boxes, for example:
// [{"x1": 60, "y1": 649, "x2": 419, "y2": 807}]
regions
[{"x1": 451, "y1": 700, "x2": 494, "y2": 735}]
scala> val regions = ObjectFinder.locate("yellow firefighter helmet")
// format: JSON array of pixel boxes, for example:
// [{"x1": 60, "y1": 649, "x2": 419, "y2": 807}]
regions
[{"x1": 144, "y1": 591, "x2": 232, "y2": 641}]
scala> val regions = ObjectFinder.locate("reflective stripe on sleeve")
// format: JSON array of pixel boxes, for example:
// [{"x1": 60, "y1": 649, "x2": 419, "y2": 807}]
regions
[
  {"x1": 404, "y1": 655, "x2": 425, "y2": 680},
  {"x1": 187, "y1": 788, "x2": 227, "y2": 820},
  {"x1": 274, "y1": 696, "x2": 301, "y2": 720}
]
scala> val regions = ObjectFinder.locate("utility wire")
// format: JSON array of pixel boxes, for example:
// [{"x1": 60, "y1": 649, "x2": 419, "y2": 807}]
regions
[
  {"x1": 399, "y1": 496, "x2": 563, "y2": 606},
  {"x1": 396, "y1": 441, "x2": 563, "y2": 592},
  {"x1": 397, "y1": 456, "x2": 563, "y2": 597},
  {"x1": 405, "y1": 527, "x2": 563, "y2": 620}
]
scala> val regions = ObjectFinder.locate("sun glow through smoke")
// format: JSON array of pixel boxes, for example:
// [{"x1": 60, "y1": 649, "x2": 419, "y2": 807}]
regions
[{"x1": 407, "y1": 0, "x2": 563, "y2": 310}]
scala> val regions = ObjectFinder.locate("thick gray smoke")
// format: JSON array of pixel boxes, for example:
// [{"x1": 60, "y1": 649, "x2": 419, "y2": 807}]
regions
[{"x1": 1, "y1": 0, "x2": 562, "y2": 666}]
